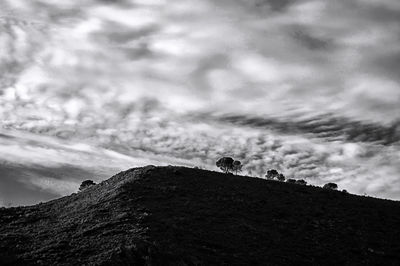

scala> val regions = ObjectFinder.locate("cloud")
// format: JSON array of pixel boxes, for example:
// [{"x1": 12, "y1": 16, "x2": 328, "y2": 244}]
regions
[
  {"x1": 214, "y1": 113, "x2": 400, "y2": 145},
  {"x1": 0, "y1": 162, "x2": 90, "y2": 206},
  {"x1": 0, "y1": 0, "x2": 400, "y2": 202},
  {"x1": 2, "y1": 0, "x2": 400, "y2": 122},
  {"x1": 0, "y1": 129, "x2": 198, "y2": 206},
  {"x1": 290, "y1": 26, "x2": 334, "y2": 51}
]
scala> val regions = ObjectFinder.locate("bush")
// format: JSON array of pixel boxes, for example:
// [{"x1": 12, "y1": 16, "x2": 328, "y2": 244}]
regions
[
  {"x1": 277, "y1": 173, "x2": 285, "y2": 182},
  {"x1": 79, "y1": 180, "x2": 96, "y2": 192},
  {"x1": 286, "y1": 179, "x2": 307, "y2": 185},
  {"x1": 265, "y1": 169, "x2": 279, "y2": 180},
  {"x1": 295, "y1": 179, "x2": 307, "y2": 185},
  {"x1": 323, "y1": 183, "x2": 338, "y2": 190}
]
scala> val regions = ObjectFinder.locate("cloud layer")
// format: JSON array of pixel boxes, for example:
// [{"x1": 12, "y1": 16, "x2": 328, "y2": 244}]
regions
[{"x1": 0, "y1": 0, "x2": 400, "y2": 204}]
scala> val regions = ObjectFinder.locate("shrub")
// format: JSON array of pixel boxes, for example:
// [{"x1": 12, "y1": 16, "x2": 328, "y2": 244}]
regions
[
  {"x1": 79, "y1": 180, "x2": 96, "y2": 192},
  {"x1": 295, "y1": 179, "x2": 307, "y2": 185},
  {"x1": 265, "y1": 169, "x2": 279, "y2": 180},
  {"x1": 323, "y1": 183, "x2": 338, "y2": 190},
  {"x1": 277, "y1": 173, "x2": 285, "y2": 182}
]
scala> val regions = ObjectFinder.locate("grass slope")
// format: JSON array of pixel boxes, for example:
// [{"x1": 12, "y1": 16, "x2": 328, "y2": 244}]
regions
[{"x1": 1, "y1": 165, "x2": 400, "y2": 265}]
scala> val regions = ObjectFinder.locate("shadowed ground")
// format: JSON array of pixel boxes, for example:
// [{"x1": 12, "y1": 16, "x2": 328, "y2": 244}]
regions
[{"x1": 1, "y1": 166, "x2": 400, "y2": 265}]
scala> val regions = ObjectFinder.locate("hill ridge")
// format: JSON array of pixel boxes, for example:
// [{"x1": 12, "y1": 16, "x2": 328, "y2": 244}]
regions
[{"x1": 1, "y1": 165, "x2": 400, "y2": 265}]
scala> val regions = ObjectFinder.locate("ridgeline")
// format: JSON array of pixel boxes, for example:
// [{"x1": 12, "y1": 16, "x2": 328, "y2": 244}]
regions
[{"x1": 1, "y1": 166, "x2": 400, "y2": 265}]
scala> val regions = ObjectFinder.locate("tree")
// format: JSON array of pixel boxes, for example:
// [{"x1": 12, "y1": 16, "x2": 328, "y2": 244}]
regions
[
  {"x1": 323, "y1": 183, "x2": 338, "y2": 190},
  {"x1": 265, "y1": 169, "x2": 279, "y2": 179},
  {"x1": 79, "y1": 180, "x2": 96, "y2": 192},
  {"x1": 232, "y1": 160, "x2": 242, "y2": 175},
  {"x1": 277, "y1": 173, "x2": 285, "y2": 182},
  {"x1": 216, "y1": 157, "x2": 234, "y2": 174}
]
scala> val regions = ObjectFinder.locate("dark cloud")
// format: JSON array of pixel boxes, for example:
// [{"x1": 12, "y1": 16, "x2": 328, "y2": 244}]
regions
[
  {"x1": 354, "y1": 1, "x2": 400, "y2": 24},
  {"x1": 90, "y1": 21, "x2": 160, "y2": 60},
  {"x1": 91, "y1": 22, "x2": 158, "y2": 44},
  {"x1": 290, "y1": 27, "x2": 334, "y2": 51},
  {"x1": 95, "y1": 0, "x2": 132, "y2": 6},
  {"x1": 214, "y1": 113, "x2": 400, "y2": 145},
  {"x1": 0, "y1": 133, "x2": 16, "y2": 140},
  {"x1": 255, "y1": 0, "x2": 294, "y2": 12},
  {"x1": 367, "y1": 51, "x2": 400, "y2": 82}
]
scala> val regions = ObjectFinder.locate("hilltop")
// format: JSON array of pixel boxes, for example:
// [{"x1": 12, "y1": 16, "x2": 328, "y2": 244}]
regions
[{"x1": 1, "y1": 166, "x2": 400, "y2": 265}]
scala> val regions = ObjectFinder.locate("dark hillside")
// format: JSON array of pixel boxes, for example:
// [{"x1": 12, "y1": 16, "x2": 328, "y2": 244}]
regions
[{"x1": 1, "y1": 166, "x2": 400, "y2": 265}]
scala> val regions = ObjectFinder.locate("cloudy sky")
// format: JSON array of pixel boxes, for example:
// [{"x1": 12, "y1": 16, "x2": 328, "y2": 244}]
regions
[{"x1": 1, "y1": 0, "x2": 399, "y2": 206}]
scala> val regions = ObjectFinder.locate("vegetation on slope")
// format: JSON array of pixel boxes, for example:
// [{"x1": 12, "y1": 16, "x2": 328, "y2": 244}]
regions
[{"x1": 1, "y1": 165, "x2": 400, "y2": 265}]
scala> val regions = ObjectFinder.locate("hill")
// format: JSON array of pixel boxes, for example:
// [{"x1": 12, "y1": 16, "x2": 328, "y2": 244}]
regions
[{"x1": 1, "y1": 165, "x2": 400, "y2": 265}]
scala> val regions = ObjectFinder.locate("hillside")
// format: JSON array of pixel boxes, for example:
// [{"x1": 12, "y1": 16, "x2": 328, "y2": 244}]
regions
[{"x1": 1, "y1": 165, "x2": 400, "y2": 265}]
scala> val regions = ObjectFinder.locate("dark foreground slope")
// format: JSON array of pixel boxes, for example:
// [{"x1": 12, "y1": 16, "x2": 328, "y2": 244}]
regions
[{"x1": 1, "y1": 166, "x2": 400, "y2": 266}]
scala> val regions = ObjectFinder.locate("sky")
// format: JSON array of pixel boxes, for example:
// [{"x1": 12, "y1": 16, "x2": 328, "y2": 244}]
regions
[{"x1": 0, "y1": 0, "x2": 399, "y2": 205}]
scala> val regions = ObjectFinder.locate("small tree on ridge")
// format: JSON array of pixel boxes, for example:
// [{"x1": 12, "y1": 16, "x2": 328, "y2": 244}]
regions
[
  {"x1": 232, "y1": 160, "x2": 242, "y2": 175},
  {"x1": 265, "y1": 169, "x2": 279, "y2": 179},
  {"x1": 216, "y1": 157, "x2": 234, "y2": 174},
  {"x1": 79, "y1": 180, "x2": 96, "y2": 192}
]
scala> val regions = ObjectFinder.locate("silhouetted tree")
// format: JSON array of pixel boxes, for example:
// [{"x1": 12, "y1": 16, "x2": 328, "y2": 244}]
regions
[
  {"x1": 232, "y1": 160, "x2": 242, "y2": 175},
  {"x1": 287, "y1": 179, "x2": 296, "y2": 183},
  {"x1": 216, "y1": 157, "x2": 234, "y2": 174},
  {"x1": 79, "y1": 180, "x2": 96, "y2": 192},
  {"x1": 277, "y1": 173, "x2": 285, "y2": 182},
  {"x1": 265, "y1": 169, "x2": 279, "y2": 179},
  {"x1": 295, "y1": 179, "x2": 307, "y2": 185},
  {"x1": 323, "y1": 183, "x2": 338, "y2": 190}
]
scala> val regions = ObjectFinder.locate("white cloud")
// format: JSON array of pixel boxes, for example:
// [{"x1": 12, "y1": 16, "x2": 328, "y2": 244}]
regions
[
  {"x1": 1, "y1": 0, "x2": 400, "y2": 203},
  {"x1": 27, "y1": 176, "x2": 78, "y2": 195}
]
